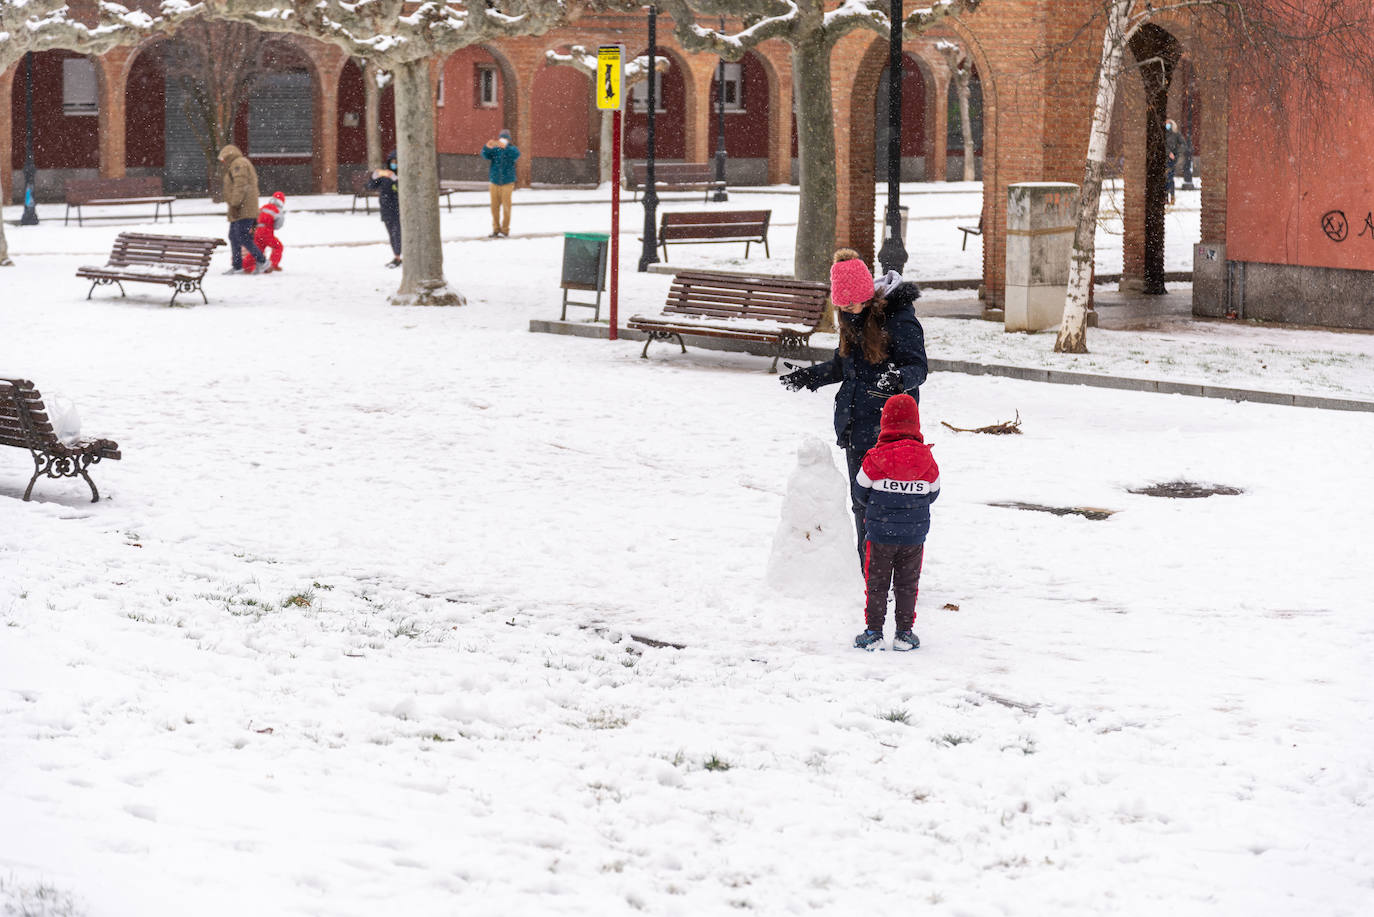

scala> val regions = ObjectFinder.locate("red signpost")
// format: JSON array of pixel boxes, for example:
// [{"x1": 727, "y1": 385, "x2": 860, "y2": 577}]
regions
[
  {"x1": 597, "y1": 46, "x2": 624, "y2": 341},
  {"x1": 610, "y1": 108, "x2": 621, "y2": 341}
]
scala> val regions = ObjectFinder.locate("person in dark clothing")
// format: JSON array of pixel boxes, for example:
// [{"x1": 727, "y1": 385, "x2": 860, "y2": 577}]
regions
[
  {"x1": 1164, "y1": 119, "x2": 1183, "y2": 205},
  {"x1": 369, "y1": 150, "x2": 402, "y2": 267},
  {"x1": 780, "y1": 248, "x2": 929, "y2": 568},
  {"x1": 851, "y1": 393, "x2": 940, "y2": 652}
]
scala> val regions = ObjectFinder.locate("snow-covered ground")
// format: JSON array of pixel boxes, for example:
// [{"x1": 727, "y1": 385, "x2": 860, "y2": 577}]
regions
[{"x1": 2, "y1": 186, "x2": 1372, "y2": 917}]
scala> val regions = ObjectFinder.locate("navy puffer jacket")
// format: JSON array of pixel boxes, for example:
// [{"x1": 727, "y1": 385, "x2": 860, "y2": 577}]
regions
[{"x1": 805, "y1": 282, "x2": 928, "y2": 453}]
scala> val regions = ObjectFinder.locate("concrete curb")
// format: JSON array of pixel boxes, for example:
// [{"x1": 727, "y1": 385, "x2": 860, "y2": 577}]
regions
[{"x1": 528, "y1": 319, "x2": 1374, "y2": 413}]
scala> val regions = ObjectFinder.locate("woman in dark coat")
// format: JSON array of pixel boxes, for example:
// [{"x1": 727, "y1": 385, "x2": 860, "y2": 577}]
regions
[
  {"x1": 369, "y1": 150, "x2": 402, "y2": 267},
  {"x1": 780, "y1": 248, "x2": 929, "y2": 565}
]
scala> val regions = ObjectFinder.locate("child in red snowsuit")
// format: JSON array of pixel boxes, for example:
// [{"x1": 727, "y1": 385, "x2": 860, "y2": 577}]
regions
[
  {"x1": 243, "y1": 191, "x2": 286, "y2": 274},
  {"x1": 852, "y1": 393, "x2": 940, "y2": 652}
]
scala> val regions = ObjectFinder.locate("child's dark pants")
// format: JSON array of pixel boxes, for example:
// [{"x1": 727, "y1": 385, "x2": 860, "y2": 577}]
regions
[{"x1": 862, "y1": 542, "x2": 925, "y2": 631}]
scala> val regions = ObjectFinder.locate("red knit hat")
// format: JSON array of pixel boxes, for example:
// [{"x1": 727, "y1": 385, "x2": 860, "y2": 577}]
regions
[
  {"x1": 272, "y1": 191, "x2": 285, "y2": 202},
  {"x1": 830, "y1": 257, "x2": 875, "y2": 306},
  {"x1": 879, "y1": 393, "x2": 922, "y2": 441}
]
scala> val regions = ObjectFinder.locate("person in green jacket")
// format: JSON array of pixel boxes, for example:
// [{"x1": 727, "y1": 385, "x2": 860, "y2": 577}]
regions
[
  {"x1": 482, "y1": 129, "x2": 520, "y2": 237},
  {"x1": 217, "y1": 145, "x2": 266, "y2": 274}
]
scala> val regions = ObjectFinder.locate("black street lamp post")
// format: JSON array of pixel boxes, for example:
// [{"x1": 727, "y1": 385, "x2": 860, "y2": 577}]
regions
[
  {"x1": 876, "y1": 0, "x2": 906, "y2": 274},
  {"x1": 638, "y1": 5, "x2": 660, "y2": 271},
  {"x1": 21, "y1": 52, "x2": 39, "y2": 225},
  {"x1": 712, "y1": 16, "x2": 728, "y2": 202}
]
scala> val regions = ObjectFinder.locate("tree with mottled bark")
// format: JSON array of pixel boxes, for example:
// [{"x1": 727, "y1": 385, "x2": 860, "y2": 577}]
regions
[
  {"x1": 167, "y1": 1, "x2": 612, "y2": 306},
  {"x1": 361, "y1": 61, "x2": 387, "y2": 171},
  {"x1": 935, "y1": 40, "x2": 975, "y2": 182},
  {"x1": 656, "y1": 0, "x2": 980, "y2": 282},
  {"x1": 163, "y1": 17, "x2": 269, "y2": 195},
  {"x1": 1055, "y1": 0, "x2": 1374, "y2": 353},
  {"x1": 545, "y1": 46, "x2": 668, "y2": 187},
  {"x1": 0, "y1": 1, "x2": 154, "y2": 266}
]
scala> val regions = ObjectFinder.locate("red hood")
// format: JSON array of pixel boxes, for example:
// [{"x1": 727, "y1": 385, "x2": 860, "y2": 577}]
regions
[{"x1": 878, "y1": 393, "x2": 923, "y2": 443}]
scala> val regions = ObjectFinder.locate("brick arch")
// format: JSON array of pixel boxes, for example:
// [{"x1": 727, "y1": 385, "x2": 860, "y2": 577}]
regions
[
  {"x1": 904, "y1": 47, "x2": 947, "y2": 181},
  {"x1": 624, "y1": 45, "x2": 692, "y2": 161},
  {"x1": 750, "y1": 41, "x2": 793, "y2": 185},
  {"x1": 928, "y1": 18, "x2": 998, "y2": 303},
  {"x1": 336, "y1": 57, "x2": 396, "y2": 177},
  {"x1": 1116, "y1": 14, "x2": 1227, "y2": 297},
  {"x1": 528, "y1": 57, "x2": 596, "y2": 184},
  {"x1": 838, "y1": 34, "x2": 897, "y2": 266},
  {"x1": 122, "y1": 37, "x2": 174, "y2": 173},
  {"x1": 705, "y1": 48, "x2": 774, "y2": 182}
]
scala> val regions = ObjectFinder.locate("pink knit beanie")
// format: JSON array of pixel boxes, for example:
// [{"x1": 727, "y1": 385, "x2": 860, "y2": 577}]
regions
[{"x1": 830, "y1": 257, "x2": 875, "y2": 306}]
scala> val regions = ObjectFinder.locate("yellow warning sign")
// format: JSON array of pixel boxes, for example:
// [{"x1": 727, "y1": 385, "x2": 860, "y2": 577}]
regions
[{"x1": 596, "y1": 45, "x2": 624, "y2": 110}]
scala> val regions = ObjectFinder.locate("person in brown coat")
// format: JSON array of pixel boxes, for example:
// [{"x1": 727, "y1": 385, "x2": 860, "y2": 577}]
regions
[{"x1": 218, "y1": 144, "x2": 266, "y2": 274}]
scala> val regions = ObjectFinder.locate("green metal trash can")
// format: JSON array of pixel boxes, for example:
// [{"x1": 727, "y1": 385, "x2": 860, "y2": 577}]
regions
[{"x1": 560, "y1": 232, "x2": 610, "y2": 322}]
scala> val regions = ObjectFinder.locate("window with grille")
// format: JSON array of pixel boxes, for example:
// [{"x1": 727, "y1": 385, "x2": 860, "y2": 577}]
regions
[
  {"x1": 721, "y1": 63, "x2": 743, "y2": 111},
  {"x1": 476, "y1": 66, "x2": 498, "y2": 107}
]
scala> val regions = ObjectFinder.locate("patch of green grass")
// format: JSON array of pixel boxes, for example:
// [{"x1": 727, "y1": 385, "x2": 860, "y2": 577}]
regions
[
  {"x1": 282, "y1": 591, "x2": 314, "y2": 609},
  {"x1": 391, "y1": 620, "x2": 421, "y2": 639},
  {"x1": 0, "y1": 875, "x2": 86, "y2": 917},
  {"x1": 938, "y1": 734, "x2": 973, "y2": 747},
  {"x1": 881, "y1": 708, "x2": 911, "y2": 724},
  {"x1": 587, "y1": 710, "x2": 629, "y2": 730},
  {"x1": 703, "y1": 755, "x2": 732, "y2": 772}
]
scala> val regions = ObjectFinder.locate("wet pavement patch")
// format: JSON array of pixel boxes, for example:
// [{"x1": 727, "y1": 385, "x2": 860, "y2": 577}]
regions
[
  {"x1": 1128, "y1": 481, "x2": 1245, "y2": 498},
  {"x1": 987, "y1": 501, "x2": 1116, "y2": 520}
]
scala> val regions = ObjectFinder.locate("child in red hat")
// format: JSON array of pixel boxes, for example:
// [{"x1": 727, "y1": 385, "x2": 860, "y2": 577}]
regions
[
  {"x1": 244, "y1": 191, "x2": 287, "y2": 274},
  {"x1": 851, "y1": 393, "x2": 939, "y2": 651}
]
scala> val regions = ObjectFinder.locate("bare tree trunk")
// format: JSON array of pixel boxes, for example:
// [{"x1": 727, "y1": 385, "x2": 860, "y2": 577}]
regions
[
  {"x1": 793, "y1": 34, "x2": 838, "y2": 283},
  {"x1": 391, "y1": 59, "x2": 462, "y2": 306},
  {"x1": 1055, "y1": 0, "x2": 1132, "y2": 354},
  {"x1": 364, "y1": 62, "x2": 384, "y2": 170},
  {"x1": 0, "y1": 220, "x2": 10, "y2": 266},
  {"x1": 957, "y1": 76, "x2": 976, "y2": 182}
]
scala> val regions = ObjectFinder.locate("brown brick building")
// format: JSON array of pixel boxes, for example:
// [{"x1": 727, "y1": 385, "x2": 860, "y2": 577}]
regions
[{"x1": 4, "y1": 3, "x2": 1370, "y2": 327}]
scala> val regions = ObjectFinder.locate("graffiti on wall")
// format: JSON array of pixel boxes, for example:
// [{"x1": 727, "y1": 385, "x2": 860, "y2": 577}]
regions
[{"x1": 1321, "y1": 209, "x2": 1374, "y2": 243}]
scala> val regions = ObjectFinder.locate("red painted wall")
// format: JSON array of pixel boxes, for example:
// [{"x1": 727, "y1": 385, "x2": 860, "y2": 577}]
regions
[
  {"x1": 530, "y1": 64, "x2": 593, "y2": 159},
  {"x1": 126, "y1": 46, "x2": 166, "y2": 168},
  {"x1": 437, "y1": 48, "x2": 508, "y2": 153},
  {"x1": 337, "y1": 59, "x2": 395, "y2": 164},
  {"x1": 1227, "y1": 21, "x2": 1374, "y2": 270},
  {"x1": 625, "y1": 50, "x2": 685, "y2": 159},
  {"x1": 708, "y1": 52, "x2": 771, "y2": 158},
  {"x1": 9, "y1": 51, "x2": 99, "y2": 170},
  {"x1": 898, "y1": 54, "x2": 926, "y2": 154}
]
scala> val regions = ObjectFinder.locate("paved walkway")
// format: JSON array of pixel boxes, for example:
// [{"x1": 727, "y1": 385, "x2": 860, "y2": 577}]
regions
[{"x1": 917, "y1": 286, "x2": 1201, "y2": 331}]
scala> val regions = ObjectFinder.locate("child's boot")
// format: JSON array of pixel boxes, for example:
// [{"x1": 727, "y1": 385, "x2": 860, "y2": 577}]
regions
[
  {"x1": 854, "y1": 628, "x2": 884, "y2": 651},
  {"x1": 893, "y1": 629, "x2": 920, "y2": 652}
]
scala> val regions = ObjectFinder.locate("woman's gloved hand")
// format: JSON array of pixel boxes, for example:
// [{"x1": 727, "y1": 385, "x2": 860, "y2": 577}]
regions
[
  {"x1": 876, "y1": 366, "x2": 904, "y2": 393},
  {"x1": 779, "y1": 363, "x2": 821, "y2": 392}
]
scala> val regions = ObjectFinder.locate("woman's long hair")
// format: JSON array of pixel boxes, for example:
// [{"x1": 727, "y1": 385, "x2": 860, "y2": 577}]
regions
[{"x1": 832, "y1": 249, "x2": 890, "y2": 364}]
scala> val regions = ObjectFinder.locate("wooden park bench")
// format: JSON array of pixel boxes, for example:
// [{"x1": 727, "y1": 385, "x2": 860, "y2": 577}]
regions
[
  {"x1": 628, "y1": 270, "x2": 829, "y2": 373},
  {"x1": 352, "y1": 170, "x2": 461, "y2": 213},
  {"x1": 958, "y1": 216, "x2": 983, "y2": 250},
  {"x1": 0, "y1": 377, "x2": 121, "y2": 502},
  {"x1": 75, "y1": 232, "x2": 226, "y2": 307},
  {"x1": 650, "y1": 210, "x2": 771, "y2": 261},
  {"x1": 64, "y1": 176, "x2": 175, "y2": 227},
  {"x1": 350, "y1": 170, "x2": 376, "y2": 214},
  {"x1": 627, "y1": 162, "x2": 726, "y2": 202}
]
